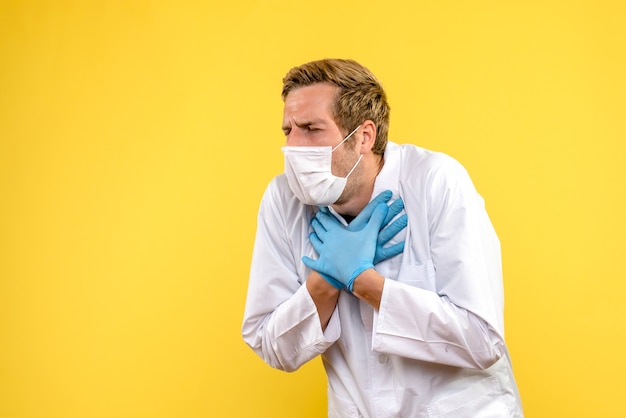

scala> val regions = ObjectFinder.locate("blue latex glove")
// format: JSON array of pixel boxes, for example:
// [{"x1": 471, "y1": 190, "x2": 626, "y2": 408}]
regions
[
  {"x1": 313, "y1": 190, "x2": 407, "y2": 290},
  {"x1": 343, "y1": 191, "x2": 407, "y2": 264},
  {"x1": 303, "y1": 203, "x2": 389, "y2": 292},
  {"x1": 317, "y1": 190, "x2": 408, "y2": 267},
  {"x1": 374, "y1": 202, "x2": 407, "y2": 264},
  {"x1": 317, "y1": 273, "x2": 346, "y2": 290}
]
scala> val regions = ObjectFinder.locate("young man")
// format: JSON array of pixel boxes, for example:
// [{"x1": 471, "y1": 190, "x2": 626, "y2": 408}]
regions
[{"x1": 242, "y1": 59, "x2": 523, "y2": 417}]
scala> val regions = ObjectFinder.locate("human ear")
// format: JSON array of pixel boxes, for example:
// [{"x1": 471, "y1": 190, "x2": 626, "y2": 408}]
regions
[{"x1": 359, "y1": 120, "x2": 377, "y2": 153}]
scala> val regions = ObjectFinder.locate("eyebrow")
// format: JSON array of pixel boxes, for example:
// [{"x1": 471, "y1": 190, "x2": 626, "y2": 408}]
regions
[{"x1": 282, "y1": 118, "x2": 327, "y2": 133}]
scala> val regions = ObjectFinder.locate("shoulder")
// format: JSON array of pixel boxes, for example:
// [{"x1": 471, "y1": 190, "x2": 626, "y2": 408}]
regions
[
  {"x1": 263, "y1": 174, "x2": 300, "y2": 208},
  {"x1": 393, "y1": 143, "x2": 472, "y2": 188},
  {"x1": 260, "y1": 174, "x2": 311, "y2": 223}
]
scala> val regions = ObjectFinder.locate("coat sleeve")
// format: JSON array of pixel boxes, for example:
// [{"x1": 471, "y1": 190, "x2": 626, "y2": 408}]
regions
[
  {"x1": 372, "y1": 154, "x2": 507, "y2": 369},
  {"x1": 241, "y1": 178, "x2": 340, "y2": 372}
]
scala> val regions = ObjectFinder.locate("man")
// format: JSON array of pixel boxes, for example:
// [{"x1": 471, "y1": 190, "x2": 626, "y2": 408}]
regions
[{"x1": 242, "y1": 58, "x2": 523, "y2": 417}]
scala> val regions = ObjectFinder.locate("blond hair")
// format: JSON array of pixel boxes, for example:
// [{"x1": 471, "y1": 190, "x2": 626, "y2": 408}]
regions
[{"x1": 281, "y1": 59, "x2": 390, "y2": 155}]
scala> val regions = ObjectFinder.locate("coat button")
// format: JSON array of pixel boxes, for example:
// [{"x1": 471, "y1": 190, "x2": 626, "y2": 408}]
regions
[{"x1": 378, "y1": 353, "x2": 388, "y2": 364}]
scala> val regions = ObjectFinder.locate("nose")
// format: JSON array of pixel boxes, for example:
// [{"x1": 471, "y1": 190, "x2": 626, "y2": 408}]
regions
[
  {"x1": 285, "y1": 133, "x2": 295, "y2": 146},
  {"x1": 285, "y1": 130, "x2": 303, "y2": 147}
]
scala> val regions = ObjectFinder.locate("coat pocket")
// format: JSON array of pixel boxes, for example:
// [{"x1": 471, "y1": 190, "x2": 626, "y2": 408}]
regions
[
  {"x1": 426, "y1": 375, "x2": 517, "y2": 418},
  {"x1": 327, "y1": 385, "x2": 363, "y2": 418}
]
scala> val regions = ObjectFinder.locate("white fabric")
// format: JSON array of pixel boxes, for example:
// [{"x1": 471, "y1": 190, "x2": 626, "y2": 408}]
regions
[
  {"x1": 242, "y1": 142, "x2": 523, "y2": 417},
  {"x1": 281, "y1": 124, "x2": 362, "y2": 206}
]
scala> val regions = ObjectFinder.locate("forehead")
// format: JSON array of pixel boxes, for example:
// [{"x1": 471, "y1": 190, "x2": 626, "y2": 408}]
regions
[{"x1": 283, "y1": 83, "x2": 339, "y2": 120}]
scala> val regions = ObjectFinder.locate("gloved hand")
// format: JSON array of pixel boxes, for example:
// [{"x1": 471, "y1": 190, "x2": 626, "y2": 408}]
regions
[
  {"x1": 317, "y1": 273, "x2": 346, "y2": 290},
  {"x1": 346, "y1": 190, "x2": 407, "y2": 264},
  {"x1": 303, "y1": 203, "x2": 389, "y2": 292},
  {"x1": 317, "y1": 190, "x2": 407, "y2": 266}
]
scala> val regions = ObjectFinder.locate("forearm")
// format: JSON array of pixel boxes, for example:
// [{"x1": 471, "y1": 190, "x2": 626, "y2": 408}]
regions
[
  {"x1": 373, "y1": 279, "x2": 506, "y2": 369},
  {"x1": 243, "y1": 283, "x2": 340, "y2": 372},
  {"x1": 306, "y1": 271, "x2": 341, "y2": 330}
]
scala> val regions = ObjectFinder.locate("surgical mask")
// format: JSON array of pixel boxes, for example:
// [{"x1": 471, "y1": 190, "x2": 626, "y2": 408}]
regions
[{"x1": 282, "y1": 125, "x2": 363, "y2": 206}]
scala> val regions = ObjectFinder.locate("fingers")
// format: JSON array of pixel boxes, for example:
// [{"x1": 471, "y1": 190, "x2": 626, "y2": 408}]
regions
[
  {"x1": 308, "y1": 232, "x2": 324, "y2": 253},
  {"x1": 374, "y1": 241, "x2": 405, "y2": 264},
  {"x1": 317, "y1": 206, "x2": 331, "y2": 215},
  {"x1": 313, "y1": 210, "x2": 343, "y2": 233},
  {"x1": 349, "y1": 190, "x2": 393, "y2": 230},
  {"x1": 310, "y1": 217, "x2": 326, "y2": 235},
  {"x1": 378, "y1": 213, "x2": 408, "y2": 246},
  {"x1": 367, "y1": 203, "x2": 390, "y2": 231},
  {"x1": 383, "y1": 197, "x2": 405, "y2": 227}
]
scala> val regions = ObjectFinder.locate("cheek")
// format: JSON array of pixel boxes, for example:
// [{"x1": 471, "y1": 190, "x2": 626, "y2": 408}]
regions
[
  {"x1": 331, "y1": 147, "x2": 358, "y2": 177},
  {"x1": 330, "y1": 151, "x2": 346, "y2": 176}
]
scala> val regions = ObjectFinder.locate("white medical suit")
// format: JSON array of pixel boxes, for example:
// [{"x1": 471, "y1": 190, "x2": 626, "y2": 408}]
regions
[{"x1": 242, "y1": 141, "x2": 524, "y2": 417}]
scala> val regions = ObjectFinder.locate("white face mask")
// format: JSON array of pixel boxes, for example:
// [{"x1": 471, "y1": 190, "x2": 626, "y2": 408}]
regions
[{"x1": 282, "y1": 125, "x2": 362, "y2": 206}]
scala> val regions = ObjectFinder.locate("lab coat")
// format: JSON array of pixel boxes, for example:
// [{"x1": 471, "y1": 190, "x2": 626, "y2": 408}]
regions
[{"x1": 242, "y1": 142, "x2": 523, "y2": 417}]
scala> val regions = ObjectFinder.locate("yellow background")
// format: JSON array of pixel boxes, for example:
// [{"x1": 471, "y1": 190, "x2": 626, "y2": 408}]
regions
[{"x1": 1, "y1": 1, "x2": 624, "y2": 417}]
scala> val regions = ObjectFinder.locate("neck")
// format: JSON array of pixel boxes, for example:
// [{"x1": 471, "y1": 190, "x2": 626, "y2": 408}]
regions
[{"x1": 332, "y1": 153, "x2": 384, "y2": 217}]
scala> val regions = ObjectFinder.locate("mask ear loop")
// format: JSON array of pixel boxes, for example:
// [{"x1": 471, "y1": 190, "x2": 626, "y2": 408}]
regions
[
  {"x1": 332, "y1": 124, "x2": 362, "y2": 152},
  {"x1": 344, "y1": 154, "x2": 363, "y2": 179}
]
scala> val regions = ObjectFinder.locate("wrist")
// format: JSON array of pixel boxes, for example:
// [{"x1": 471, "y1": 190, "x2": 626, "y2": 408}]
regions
[
  {"x1": 321, "y1": 273, "x2": 345, "y2": 290},
  {"x1": 350, "y1": 269, "x2": 385, "y2": 310},
  {"x1": 347, "y1": 265, "x2": 374, "y2": 292},
  {"x1": 308, "y1": 271, "x2": 342, "y2": 294}
]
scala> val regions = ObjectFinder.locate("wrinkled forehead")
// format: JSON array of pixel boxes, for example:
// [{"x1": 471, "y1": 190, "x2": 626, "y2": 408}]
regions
[{"x1": 283, "y1": 83, "x2": 339, "y2": 115}]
